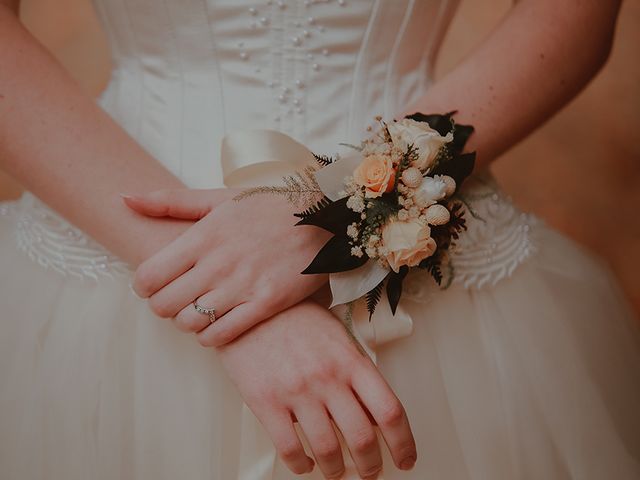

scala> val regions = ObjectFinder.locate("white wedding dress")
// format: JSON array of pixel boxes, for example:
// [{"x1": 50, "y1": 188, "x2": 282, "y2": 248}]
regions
[{"x1": 1, "y1": 1, "x2": 639, "y2": 479}]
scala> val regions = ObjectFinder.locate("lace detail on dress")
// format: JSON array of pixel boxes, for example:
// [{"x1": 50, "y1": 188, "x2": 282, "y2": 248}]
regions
[
  {"x1": 449, "y1": 174, "x2": 537, "y2": 289},
  {"x1": 3, "y1": 193, "x2": 130, "y2": 281}
]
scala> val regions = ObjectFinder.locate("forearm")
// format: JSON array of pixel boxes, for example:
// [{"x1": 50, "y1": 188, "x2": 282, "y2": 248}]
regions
[
  {"x1": 404, "y1": 0, "x2": 621, "y2": 166},
  {"x1": 0, "y1": 5, "x2": 188, "y2": 266}
]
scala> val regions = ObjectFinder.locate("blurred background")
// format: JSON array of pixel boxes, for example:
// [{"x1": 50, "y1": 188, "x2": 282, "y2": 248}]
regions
[{"x1": 1, "y1": 0, "x2": 639, "y2": 316}]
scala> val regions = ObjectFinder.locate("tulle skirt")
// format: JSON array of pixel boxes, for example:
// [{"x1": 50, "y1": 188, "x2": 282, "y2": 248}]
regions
[{"x1": 1, "y1": 199, "x2": 639, "y2": 480}]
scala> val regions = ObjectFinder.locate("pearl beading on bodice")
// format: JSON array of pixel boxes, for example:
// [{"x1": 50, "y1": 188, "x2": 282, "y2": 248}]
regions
[{"x1": 89, "y1": 0, "x2": 459, "y2": 188}]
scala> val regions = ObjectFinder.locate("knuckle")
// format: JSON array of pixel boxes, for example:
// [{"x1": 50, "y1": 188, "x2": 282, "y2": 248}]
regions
[
  {"x1": 278, "y1": 442, "x2": 304, "y2": 462},
  {"x1": 380, "y1": 400, "x2": 405, "y2": 427},
  {"x1": 352, "y1": 430, "x2": 377, "y2": 455},
  {"x1": 314, "y1": 441, "x2": 341, "y2": 461},
  {"x1": 310, "y1": 363, "x2": 338, "y2": 383},
  {"x1": 285, "y1": 375, "x2": 308, "y2": 397}
]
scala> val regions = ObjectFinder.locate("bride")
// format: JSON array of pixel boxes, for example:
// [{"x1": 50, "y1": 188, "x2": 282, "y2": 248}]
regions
[{"x1": 1, "y1": 0, "x2": 639, "y2": 479}]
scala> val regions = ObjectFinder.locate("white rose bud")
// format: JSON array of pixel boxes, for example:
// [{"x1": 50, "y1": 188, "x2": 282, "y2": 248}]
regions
[
  {"x1": 414, "y1": 176, "x2": 447, "y2": 207},
  {"x1": 435, "y1": 174, "x2": 456, "y2": 197},
  {"x1": 387, "y1": 118, "x2": 453, "y2": 171}
]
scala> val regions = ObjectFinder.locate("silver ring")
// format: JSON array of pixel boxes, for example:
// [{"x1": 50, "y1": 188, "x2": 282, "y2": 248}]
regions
[{"x1": 193, "y1": 301, "x2": 217, "y2": 324}]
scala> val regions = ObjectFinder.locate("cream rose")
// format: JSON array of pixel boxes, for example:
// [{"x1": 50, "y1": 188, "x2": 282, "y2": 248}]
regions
[
  {"x1": 353, "y1": 154, "x2": 396, "y2": 198},
  {"x1": 387, "y1": 118, "x2": 453, "y2": 171},
  {"x1": 382, "y1": 218, "x2": 437, "y2": 273}
]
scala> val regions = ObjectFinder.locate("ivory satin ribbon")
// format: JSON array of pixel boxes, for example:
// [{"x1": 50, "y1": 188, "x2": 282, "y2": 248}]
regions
[{"x1": 221, "y1": 129, "x2": 415, "y2": 479}]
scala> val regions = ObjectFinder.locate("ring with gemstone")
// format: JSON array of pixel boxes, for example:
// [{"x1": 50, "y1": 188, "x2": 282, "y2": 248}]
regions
[{"x1": 193, "y1": 301, "x2": 217, "y2": 324}]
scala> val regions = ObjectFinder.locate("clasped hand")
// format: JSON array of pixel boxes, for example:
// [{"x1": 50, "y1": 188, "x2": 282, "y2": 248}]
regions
[{"x1": 124, "y1": 188, "x2": 331, "y2": 345}]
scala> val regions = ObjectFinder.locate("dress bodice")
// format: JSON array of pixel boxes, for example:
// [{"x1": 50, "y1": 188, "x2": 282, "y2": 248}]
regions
[
  {"x1": 2, "y1": 0, "x2": 538, "y2": 291},
  {"x1": 91, "y1": 0, "x2": 459, "y2": 187}
]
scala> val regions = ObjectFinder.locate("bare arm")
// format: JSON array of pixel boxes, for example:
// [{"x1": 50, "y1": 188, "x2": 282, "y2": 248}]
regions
[
  {"x1": 405, "y1": 0, "x2": 621, "y2": 166},
  {"x1": 0, "y1": 2, "x2": 190, "y2": 266}
]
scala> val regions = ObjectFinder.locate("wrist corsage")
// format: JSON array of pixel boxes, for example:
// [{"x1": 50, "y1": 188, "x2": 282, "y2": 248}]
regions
[{"x1": 237, "y1": 112, "x2": 475, "y2": 317}]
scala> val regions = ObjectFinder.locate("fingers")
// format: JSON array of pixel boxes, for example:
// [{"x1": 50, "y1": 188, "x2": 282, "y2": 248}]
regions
[
  {"x1": 133, "y1": 227, "x2": 209, "y2": 298},
  {"x1": 174, "y1": 288, "x2": 235, "y2": 335},
  {"x1": 295, "y1": 404, "x2": 345, "y2": 479},
  {"x1": 325, "y1": 388, "x2": 382, "y2": 480},
  {"x1": 196, "y1": 301, "x2": 264, "y2": 346},
  {"x1": 256, "y1": 407, "x2": 315, "y2": 475},
  {"x1": 121, "y1": 189, "x2": 220, "y2": 220},
  {"x1": 146, "y1": 265, "x2": 215, "y2": 319},
  {"x1": 352, "y1": 370, "x2": 417, "y2": 472}
]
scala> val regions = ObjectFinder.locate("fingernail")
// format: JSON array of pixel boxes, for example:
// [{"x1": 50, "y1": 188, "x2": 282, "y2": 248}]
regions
[
  {"x1": 128, "y1": 281, "x2": 142, "y2": 299},
  {"x1": 400, "y1": 456, "x2": 416, "y2": 470},
  {"x1": 119, "y1": 193, "x2": 135, "y2": 201}
]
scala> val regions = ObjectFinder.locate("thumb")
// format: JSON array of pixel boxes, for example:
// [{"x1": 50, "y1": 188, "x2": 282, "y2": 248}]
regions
[{"x1": 121, "y1": 188, "x2": 220, "y2": 220}]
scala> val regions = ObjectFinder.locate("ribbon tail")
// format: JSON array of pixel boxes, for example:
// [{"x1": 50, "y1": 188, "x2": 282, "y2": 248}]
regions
[{"x1": 350, "y1": 294, "x2": 414, "y2": 364}]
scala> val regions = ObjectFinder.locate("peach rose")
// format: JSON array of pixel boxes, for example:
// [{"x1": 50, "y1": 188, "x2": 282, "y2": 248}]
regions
[
  {"x1": 353, "y1": 154, "x2": 396, "y2": 198},
  {"x1": 382, "y1": 219, "x2": 437, "y2": 272}
]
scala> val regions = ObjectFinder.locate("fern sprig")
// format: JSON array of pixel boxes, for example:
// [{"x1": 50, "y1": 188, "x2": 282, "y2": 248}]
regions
[
  {"x1": 233, "y1": 165, "x2": 324, "y2": 208},
  {"x1": 314, "y1": 153, "x2": 335, "y2": 167},
  {"x1": 365, "y1": 279, "x2": 386, "y2": 320}
]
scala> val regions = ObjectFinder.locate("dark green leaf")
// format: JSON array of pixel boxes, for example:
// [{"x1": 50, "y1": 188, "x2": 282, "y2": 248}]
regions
[
  {"x1": 447, "y1": 202, "x2": 467, "y2": 240},
  {"x1": 405, "y1": 112, "x2": 455, "y2": 137},
  {"x1": 365, "y1": 196, "x2": 399, "y2": 225},
  {"x1": 431, "y1": 151, "x2": 476, "y2": 188},
  {"x1": 419, "y1": 256, "x2": 443, "y2": 285},
  {"x1": 302, "y1": 235, "x2": 368, "y2": 274},
  {"x1": 386, "y1": 266, "x2": 409, "y2": 315},
  {"x1": 295, "y1": 196, "x2": 360, "y2": 235},
  {"x1": 450, "y1": 124, "x2": 474, "y2": 154}
]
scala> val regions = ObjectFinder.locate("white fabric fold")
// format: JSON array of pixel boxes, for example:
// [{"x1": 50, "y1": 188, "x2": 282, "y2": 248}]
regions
[
  {"x1": 314, "y1": 153, "x2": 362, "y2": 200},
  {"x1": 329, "y1": 260, "x2": 390, "y2": 308}
]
